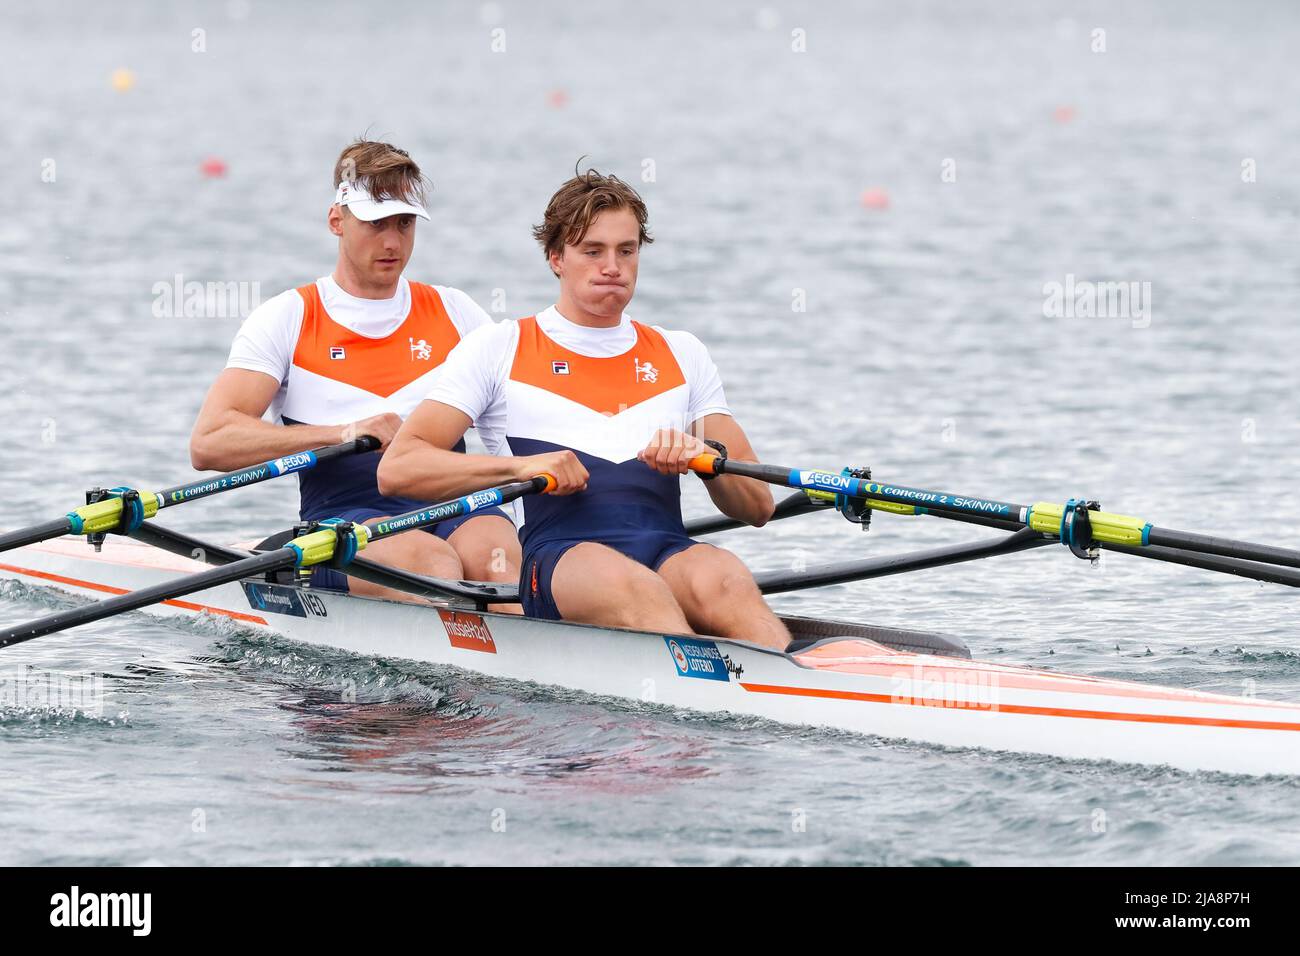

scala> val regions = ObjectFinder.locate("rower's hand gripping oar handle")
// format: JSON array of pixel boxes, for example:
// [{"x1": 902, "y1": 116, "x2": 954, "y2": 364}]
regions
[
  {"x1": 688, "y1": 454, "x2": 794, "y2": 487},
  {"x1": 687, "y1": 453, "x2": 723, "y2": 478},
  {"x1": 336, "y1": 434, "x2": 382, "y2": 455}
]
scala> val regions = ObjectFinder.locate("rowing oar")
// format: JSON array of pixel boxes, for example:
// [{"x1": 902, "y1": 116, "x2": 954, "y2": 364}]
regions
[
  {"x1": 0, "y1": 474, "x2": 555, "y2": 649},
  {"x1": 688, "y1": 454, "x2": 1300, "y2": 582},
  {"x1": 684, "y1": 489, "x2": 833, "y2": 536},
  {"x1": 0, "y1": 437, "x2": 380, "y2": 556}
]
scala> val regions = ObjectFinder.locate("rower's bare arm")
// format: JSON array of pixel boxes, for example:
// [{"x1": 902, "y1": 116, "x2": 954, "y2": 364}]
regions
[
  {"x1": 637, "y1": 416, "x2": 775, "y2": 526},
  {"x1": 693, "y1": 414, "x2": 775, "y2": 527},
  {"x1": 189, "y1": 369, "x2": 398, "y2": 471},
  {"x1": 378, "y1": 400, "x2": 589, "y2": 500}
]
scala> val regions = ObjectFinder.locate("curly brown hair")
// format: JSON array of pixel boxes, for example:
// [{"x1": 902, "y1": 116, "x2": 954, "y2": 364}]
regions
[
  {"x1": 532, "y1": 166, "x2": 653, "y2": 276},
  {"x1": 333, "y1": 139, "x2": 430, "y2": 209}
]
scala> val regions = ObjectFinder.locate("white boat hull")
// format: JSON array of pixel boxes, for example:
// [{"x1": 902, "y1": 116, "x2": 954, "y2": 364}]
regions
[{"x1": 3, "y1": 536, "x2": 1299, "y2": 776}]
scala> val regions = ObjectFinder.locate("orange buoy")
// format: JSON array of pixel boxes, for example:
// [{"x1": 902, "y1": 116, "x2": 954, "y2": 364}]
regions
[{"x1": 110, "y1": 68, "x2": 136, "y2": 92}]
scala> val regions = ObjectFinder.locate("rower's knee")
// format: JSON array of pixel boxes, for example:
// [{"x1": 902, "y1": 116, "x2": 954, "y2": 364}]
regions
[
  {"x1": 610, "y1": 573, "x2": 684, "y2": 631},
  {"x1": 417, "y1": 538, "x2": 464, "y2": 580},
  {"x1": 368, "y1": 533, "x2": 463, "y2": 581},
  {"x1": 456, "y1": 543, "x2": 515, "y2": 582},
  {"x1": 717, "y1": 566, "x2": 761, "y2": 600},
  {"x1": 423, "y1": 550, "x2": 464, "y2": 581},
  {"x1": 466, "y1": 552, "x2": 516, "y2": 583},
  {"x1": 450, "y1": 521, "x2": 521, "y2": 583},
  {"x1": 686, "y1": 553, "x2": 761, "y2": 607}
]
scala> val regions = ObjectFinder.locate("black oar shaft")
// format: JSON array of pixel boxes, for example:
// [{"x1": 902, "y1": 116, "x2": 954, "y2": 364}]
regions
[
  {"x1": 0, "y1": 549, "x2": 293, "y2": 649},
  {"x1": 755, "y1": 528, "x2": 1051, "y2": 594},
  {"x1": 700, "y1": 454, "x2": 1300, "y2": 582},
  {"x1": 1105, "y1": 541, "x2": 1300, "y2": 588},
  {"x1": 686, "y1": 491, "x2": 829, "y2": 536},
  {"x1": 1147, "y1": 527, "x2": 1300, "y2": 571},
  {"x1": 130, "y1": 523, "x2": 255, "y2": 566},
  {"x1": 0, "y1": 473, "x2": 555, "y2": 649},
  {"x1": 155, "y1": 436, "x2": 379, "y2": 506},
  {"x1": 0, "y1": 437, "x2": 381, "y2": 557},
  {"x1": 361, "y1": 477, "x2": 549, "y2": 544},
  {"x1": 0, "y1": 518, "x2": 75, "y2": 553},
  {"x1": 708, "y1": 458, "x2": 1034, "y2": 523}
]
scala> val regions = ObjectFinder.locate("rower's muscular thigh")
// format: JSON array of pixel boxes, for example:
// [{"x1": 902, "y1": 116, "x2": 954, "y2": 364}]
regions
[
  {"x1": 448, "y1": 515, "x2": 523, "y2": 615},
  {"x1": 348, "y1": 520, "x2": 463, "y2": 599},
  {"x1": 657, "y1": 543, "x2": 790, "y2": 649},
  {"x1": 447, "y1": 515, "x2": 521, "y2": 583},
  {"x1": 550, "y1": 542, "x2": 691, "y2": 634}
]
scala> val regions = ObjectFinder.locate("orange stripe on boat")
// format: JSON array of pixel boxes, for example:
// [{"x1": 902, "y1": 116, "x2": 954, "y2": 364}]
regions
[
  {"x1": 0, "y1": 562, "x2": 269, "y2": 625},
  {"x1": 738, "y1": 682, "x2": 1300, "y2": 732},
  {"x1": 793, "y1": 638, "x2": 1276, "y2": 706}
]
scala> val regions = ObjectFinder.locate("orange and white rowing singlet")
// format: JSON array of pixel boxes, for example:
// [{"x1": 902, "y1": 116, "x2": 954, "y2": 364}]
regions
[
  {"x1": 423, "y1": 306, "x2": 732, "y2": 550},
  {"x1": 281, "y1": 280, "x2": 460, "y2": 426},
  {"x1": 225, "y1": 275, "x2": 491, "y2": 517}
]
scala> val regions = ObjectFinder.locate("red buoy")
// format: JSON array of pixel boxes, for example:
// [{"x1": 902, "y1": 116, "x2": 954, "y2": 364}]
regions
[{"x1": 860, "y1": 187, "x2": 890, "y2": 210}]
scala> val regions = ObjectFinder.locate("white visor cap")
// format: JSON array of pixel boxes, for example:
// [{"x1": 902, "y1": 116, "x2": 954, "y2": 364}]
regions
[{"x1": 334, "y1": 179, "x2": 429, "y2": 221}]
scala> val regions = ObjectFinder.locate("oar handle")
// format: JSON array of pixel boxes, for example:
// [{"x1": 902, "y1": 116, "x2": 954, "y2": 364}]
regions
[
  {"x1": 688, "y1": 453, "x2": 722, "y2": 477},
  {"x1": 317, "y1": 435, "x2": 382, "y2": 459},
  {"x1": 687, "y1": 455, "x2": 813, "y2": 489}
]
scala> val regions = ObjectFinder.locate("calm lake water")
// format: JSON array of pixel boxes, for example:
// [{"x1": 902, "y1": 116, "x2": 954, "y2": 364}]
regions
[{"x1": 2, "y1": 0, "x2": 1299, "y2": 865}]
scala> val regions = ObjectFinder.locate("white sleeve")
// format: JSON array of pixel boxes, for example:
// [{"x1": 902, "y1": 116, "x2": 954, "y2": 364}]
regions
[
  {"x1": 438, "y1": 286, "x2": 495, "y2": 338},
  {"x1": 225, "y1": 289, "x2": 304, "y2": 383},
  {"x1": 423, "y1": 321, "x2": 517, "y2": 424},
  {"x1": 662, "y1": 328, "x2": 731, "y2": 422}
]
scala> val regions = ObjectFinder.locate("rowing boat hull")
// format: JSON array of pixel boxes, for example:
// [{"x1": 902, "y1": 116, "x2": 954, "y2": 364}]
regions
[{"x1": 3, "y1": 537, "x2": 1299, "y2": 776}]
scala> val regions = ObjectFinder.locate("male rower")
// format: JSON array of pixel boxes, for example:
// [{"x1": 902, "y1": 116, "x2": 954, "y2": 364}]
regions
[
  {"x1": 378, "y1": 169, "x2": 789, "y2": 649},
  {"x1": 190, "y1": 139, "x2": 520, "y2": 599}
]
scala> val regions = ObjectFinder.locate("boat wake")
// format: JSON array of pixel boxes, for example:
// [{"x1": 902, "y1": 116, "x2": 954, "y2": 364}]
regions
[
  {"x1": 0, "y1": 700, "x2": 128, "y2": 730},
  {"x1": 203, "y1": 627, "x2": 720, "y2": 791},
  {"x1": 0, "y1": 578, "x2": 89, "y2": 614}
]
